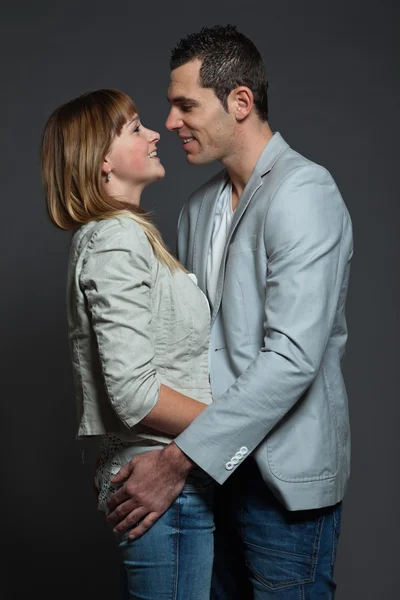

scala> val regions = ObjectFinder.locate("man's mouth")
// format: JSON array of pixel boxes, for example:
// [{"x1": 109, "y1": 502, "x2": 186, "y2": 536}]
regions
[{"x1": 182, "y1": 137, "x2": 196, "y2": 148}]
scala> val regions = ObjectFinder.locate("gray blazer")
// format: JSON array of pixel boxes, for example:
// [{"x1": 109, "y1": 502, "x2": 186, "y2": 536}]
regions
[
  {"x1": 175, "y1": 133, "x2": 353, "y2": 511},
  {"x1": 67, "y1": 217, "x2": 212, "y2": 447}
]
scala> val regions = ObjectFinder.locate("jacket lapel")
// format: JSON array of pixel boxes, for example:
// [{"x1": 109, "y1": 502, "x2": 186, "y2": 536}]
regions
[
  {"x1": 193, "y1": 171, "x2": 227, "y2": 293},
  {"x1": 210, "y1": 173, "x2": 262, "y2": 324},
  {"x1": 211, "y1": 133, "x2": 290, "y2": 324}
]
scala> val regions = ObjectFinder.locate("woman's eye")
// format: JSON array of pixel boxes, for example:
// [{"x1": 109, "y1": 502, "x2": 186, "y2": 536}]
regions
[{"x1": 134, "y1": 124, "x2": 141, "y2": 133}]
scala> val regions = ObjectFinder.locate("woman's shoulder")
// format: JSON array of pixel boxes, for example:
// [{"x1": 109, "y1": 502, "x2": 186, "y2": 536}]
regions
[
  {"x1": 81, "y1": 216, "x2": 150, "y2": 249},
  {"x1": 93, "y1": 215, "x2": 148, "y2": 239},
  {"x1": 71, "y1": 216, "x2": 153, "y2": 266}
]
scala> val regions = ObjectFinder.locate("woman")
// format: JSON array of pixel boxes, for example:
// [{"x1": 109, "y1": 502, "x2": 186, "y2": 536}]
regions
[{"x1": 41, "y1": 89, "x2": 215, "y2": 599}]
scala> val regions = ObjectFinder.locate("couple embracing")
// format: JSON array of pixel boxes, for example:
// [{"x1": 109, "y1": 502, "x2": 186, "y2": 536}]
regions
[{"x1": 41, "y1": 25, "x2": 352, "y2": 600}]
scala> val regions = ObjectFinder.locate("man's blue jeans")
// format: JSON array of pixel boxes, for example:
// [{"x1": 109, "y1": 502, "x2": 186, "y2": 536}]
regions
[
  {"x1": 119, "y1": 469, "x2": 215, "y2": 599},
  {"x1": 211, "y1": 458, "x2": 342, "y2": 599}
]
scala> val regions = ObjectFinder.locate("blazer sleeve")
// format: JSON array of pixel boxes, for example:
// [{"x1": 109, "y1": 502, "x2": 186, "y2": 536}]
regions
[
  {"x1": 80, "y1": 218, "x2": 161, "y2": 429},
  {"x1": 174, "y1": 165, "x2": 353, "y2": 483}
]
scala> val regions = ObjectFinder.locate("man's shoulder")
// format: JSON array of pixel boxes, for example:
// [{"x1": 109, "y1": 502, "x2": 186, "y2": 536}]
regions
[
  {"x1": 274, "y1": 144, "x2": 325, "y2": 178},
  {"x1": 271, "y1": 139, "x2": 332, "y2": 189}
]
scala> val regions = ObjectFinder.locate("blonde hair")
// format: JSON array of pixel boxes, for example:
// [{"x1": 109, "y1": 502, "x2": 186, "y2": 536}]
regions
[{"x1": 41, "y1": 88, "x2": 184, "y2": 271}]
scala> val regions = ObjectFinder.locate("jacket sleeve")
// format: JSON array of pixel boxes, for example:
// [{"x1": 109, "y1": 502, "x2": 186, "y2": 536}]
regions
[
  {"x1": 174, "y1": 165, "x2": 353, "y2": 483},
  {"x1": 80, "y1": 218, "x2": 160, "y2": 429}
]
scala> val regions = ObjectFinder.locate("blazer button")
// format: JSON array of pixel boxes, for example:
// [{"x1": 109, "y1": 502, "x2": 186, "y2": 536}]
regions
[
  {"x1": 225, "y1": 461, "x2": 234, "y2": 471},
  {"x1": 240, "y1": 446, "x2": 248, "y2": 455},
  {"x1": 231, "y1": 456, "x2": 240, "y2": 465}
]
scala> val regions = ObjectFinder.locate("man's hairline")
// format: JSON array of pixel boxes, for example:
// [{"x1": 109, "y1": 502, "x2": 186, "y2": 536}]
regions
[
  {"x1": 169, "y1": 57, "x2": 264, "y2": 120},
  {"x1": 168, "y1": 61, "x2": 217, "y2": 106}
]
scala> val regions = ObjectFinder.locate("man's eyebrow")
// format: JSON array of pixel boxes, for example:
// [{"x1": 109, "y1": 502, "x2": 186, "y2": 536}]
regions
[{"x1": 168, "y1": 95, "x2": 199, "y2": 105}]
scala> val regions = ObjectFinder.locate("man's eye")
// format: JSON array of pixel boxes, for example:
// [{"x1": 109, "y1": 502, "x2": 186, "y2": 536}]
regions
[{"x1": 181, "y1": 105, "x2": 192, "y2": 112}]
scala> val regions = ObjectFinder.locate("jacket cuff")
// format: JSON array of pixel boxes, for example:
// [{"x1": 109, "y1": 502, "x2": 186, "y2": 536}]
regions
[{"x1": 174, "y1": 427, "x2": 253, "y2": 485}]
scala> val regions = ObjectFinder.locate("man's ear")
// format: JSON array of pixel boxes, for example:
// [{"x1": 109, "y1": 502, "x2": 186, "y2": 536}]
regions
[{"x1": 229, "y1": 86, "x2": 254, "y2": 122}]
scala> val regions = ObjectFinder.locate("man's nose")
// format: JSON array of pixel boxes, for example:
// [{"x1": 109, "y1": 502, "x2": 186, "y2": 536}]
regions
[{"x1": 165, "y1": 108, "x2": 183, "y2": 131}]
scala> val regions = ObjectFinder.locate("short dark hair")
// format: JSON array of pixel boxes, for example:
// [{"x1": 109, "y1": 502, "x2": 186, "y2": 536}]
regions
[{"x1": 170, "y1": 24, "x2": 269, "y2": 122}]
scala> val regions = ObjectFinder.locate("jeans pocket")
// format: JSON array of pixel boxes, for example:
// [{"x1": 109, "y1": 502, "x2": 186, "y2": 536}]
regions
[{"x1": 244, "y1": 515, "x2": 324, "y2": 591}]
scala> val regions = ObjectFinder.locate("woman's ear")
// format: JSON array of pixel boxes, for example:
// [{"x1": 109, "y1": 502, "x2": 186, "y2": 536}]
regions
[{"x1": 102, "y1": 155, "x2": 111, "y2": 175}]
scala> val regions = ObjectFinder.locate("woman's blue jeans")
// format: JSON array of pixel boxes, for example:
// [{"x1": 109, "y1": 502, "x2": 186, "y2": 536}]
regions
[{"x1": 119, "y1": 469, "x2": 215, "y2": 600}]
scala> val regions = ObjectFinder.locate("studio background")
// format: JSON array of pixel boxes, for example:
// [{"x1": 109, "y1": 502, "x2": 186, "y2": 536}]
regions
[{"x1": 1, "y1": 1, "x2": 398, "y2": 598}]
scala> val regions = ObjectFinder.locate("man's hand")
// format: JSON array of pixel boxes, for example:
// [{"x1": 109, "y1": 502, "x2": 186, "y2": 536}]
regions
[{"x1": 106, "y1": 443, "x2": 195, "y2": 540}]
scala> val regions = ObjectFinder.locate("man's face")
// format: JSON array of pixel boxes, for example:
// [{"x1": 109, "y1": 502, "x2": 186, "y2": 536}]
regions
[{"x1": 166, "y1": 59, "x2": 236, "y2": 165}]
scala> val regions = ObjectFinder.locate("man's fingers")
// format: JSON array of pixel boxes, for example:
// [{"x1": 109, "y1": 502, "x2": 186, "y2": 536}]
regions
[
  {"x1": 107, "y1": 498, "x2": 139, "y2": 525},
  {"x1": 111, "y1": 461, "x2": 134, "y2": 484},
  {"x1": 107, "y1": 480, "x2": 139, "y2": 511},
  {"x1": 112, "y1": 506, "x2": 150, "y2": 537},
  {"x1": 128, "y1": 512, "x2": 160, "y2": 540}
]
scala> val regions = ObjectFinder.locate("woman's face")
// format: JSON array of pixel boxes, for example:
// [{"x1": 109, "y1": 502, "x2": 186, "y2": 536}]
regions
[{"x1": 103, "y1": 114, "x2": 165, "y2": 202}]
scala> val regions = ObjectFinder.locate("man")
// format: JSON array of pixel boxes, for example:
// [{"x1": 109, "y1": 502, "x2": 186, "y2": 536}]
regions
[{"x1": 108, "y1": 25, "x2": 353, "y2": 598}]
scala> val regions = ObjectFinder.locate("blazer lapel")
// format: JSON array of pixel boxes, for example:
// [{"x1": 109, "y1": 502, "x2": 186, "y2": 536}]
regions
[
  {"x1": 193, "y1": 171, "x2": 227, "y2": 293},
  {"x1": 210, "y1": 132, "x2": 290, "y2": 324},
  {"x1": 210, "y1": 172, "x2": 262, "y2": 324}
]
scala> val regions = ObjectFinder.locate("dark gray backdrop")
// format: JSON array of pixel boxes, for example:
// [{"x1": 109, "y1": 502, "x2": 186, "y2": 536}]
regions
[{"x1": 1, "y1": 1, "x2": 398, "y2": 598}]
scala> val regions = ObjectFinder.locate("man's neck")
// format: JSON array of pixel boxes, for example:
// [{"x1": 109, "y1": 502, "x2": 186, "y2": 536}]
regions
[{"x1": 223, "y1": 122, "x2": 273, "y2": 211}]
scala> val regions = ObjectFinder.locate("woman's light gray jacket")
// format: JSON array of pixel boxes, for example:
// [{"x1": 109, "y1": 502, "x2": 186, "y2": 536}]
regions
[{"x1": 66, "y1": 216, "x2": 212, "y2": 448}]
